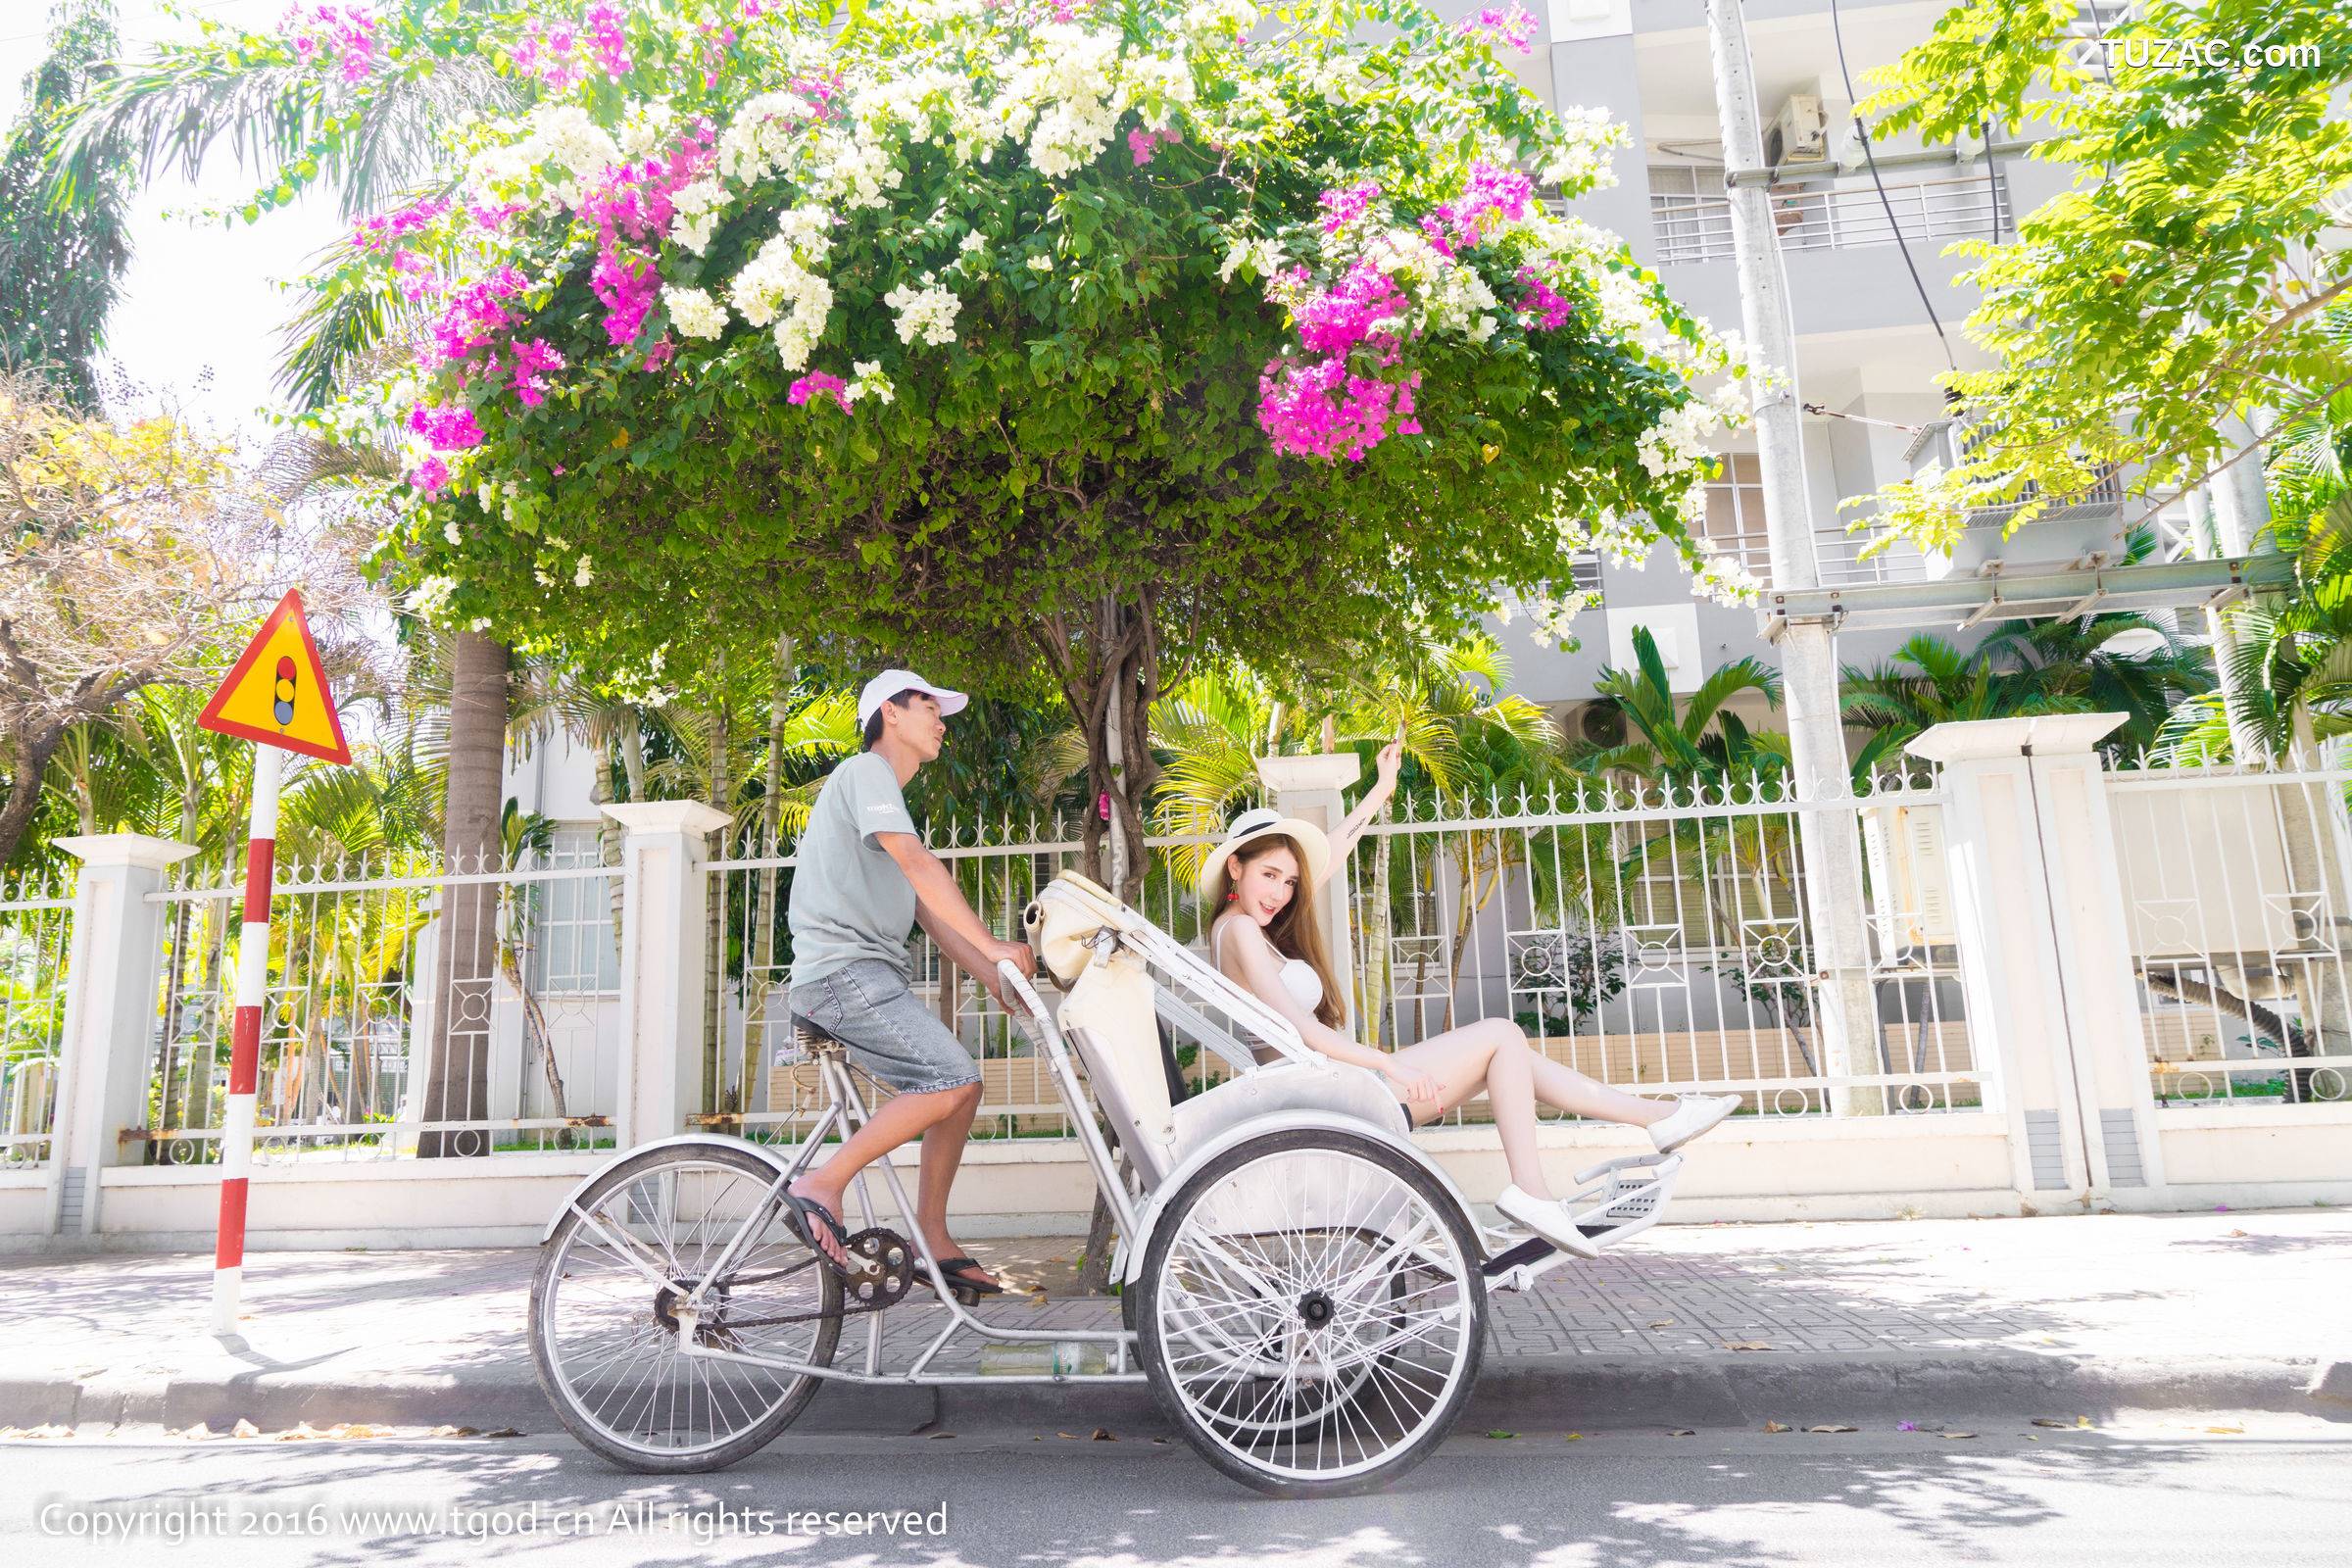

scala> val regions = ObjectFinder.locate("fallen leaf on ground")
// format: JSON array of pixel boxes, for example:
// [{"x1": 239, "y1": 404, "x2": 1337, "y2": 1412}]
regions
[
  {"x1": 430, "y1": 1425, "x2": 478, "y2": 1439},
  {"x1": 1055, "y1": 1431, "x2": 1080, "y2": 1440},
  {"x1": 1487, "y1": 1430, "x2": 1517, "y2": 1440},
  {"x1": 1723, "y1": 1341, "x2": 1774, "y2": 1351},
  {"x1": 177, "y1": 1423, "x2": 212, "y2": 1440},
  {"x1": 1090, "y1": 1428, "x2": 1116, "y2": 1442},
  {"x1": 1668, "y1": 1429, "x2": 1695, "y2": 1438},
  {"x1": 231, "y1": 1419, "x2": 261, "y2": 1439},
  {"x1": 2227, "y1": 1229, "x2": 2249, "y2": 1239},
  {"x1": 1940, "y1": 1432, "x2": 1978, "y2": 1441},
  {"x1": 1563, "y1": 1432, "x2": 1583, "y2": 1441},
  {"x1": 2205, "y1": 1425, "x2": 2244, "y2": 1435},
  {"x1": 1896, "y1": 1422, "x2": 1918, "y2": 1432},
  {"x1": 1647, "y1": 1319, "x2": 1677, "y2": 1329},
  {"x1": 1150, "y1": 1437, "x2": 1171, "y2": 1445},
  {"x1": 483, "y1": 1428, "x2": 523, "y2": 1439},
  {"x1": 1763, "y1": 1421, "x2": 1791, "y2": 1434},
  {"x1": 2031, "y1": 1418, "x2": 2079, "y2": 1428},
  {"x1": 927, "y1": 1432, "x2": 956, "y2": 1440},
  {"x1": 1806, "y1": 1425, "x2": 1858, "y2": 1434}
]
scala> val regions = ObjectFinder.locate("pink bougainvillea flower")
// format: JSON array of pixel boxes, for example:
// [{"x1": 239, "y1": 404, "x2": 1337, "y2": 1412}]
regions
[
  {"x1": 787, "y1": 370, "x2": 850, "y2": 410},
  {"x1": 1317, "y1": 180, "x2": 1380, "y2": 234},
  {"x1": 283, "y1": 1, "x2": 379, "y2": 83},
  {"x1": 408, "y1": 403, "x2": 484, "y2": 452},
  {"x1": 1515, "y1": 265, "x2": 1574, "y2": 330},
  {"x1": 1128, "y1": 125, "x2": 1179, "y2": 166},
  {"x1": 1457, "y1": 2, "x2": 1536, "y2": 54},
  {"x1": 409, "y1": 454, "x2": 450, "y2": 495}
]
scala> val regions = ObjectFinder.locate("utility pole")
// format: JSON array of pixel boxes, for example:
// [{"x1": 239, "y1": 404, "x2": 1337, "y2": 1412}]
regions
[{"x1": 1702, "y1": 0, "x2": 1885, "y2": 1113}]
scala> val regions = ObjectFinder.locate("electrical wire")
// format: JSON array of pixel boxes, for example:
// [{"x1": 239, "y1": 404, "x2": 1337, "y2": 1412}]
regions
[{"x1": 1825, "y1": 0, "x2": 1957, "y2": 371}]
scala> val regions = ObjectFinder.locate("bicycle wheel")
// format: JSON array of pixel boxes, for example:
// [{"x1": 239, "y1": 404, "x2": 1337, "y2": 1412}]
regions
[
  {"x1": 530, "y1": 1141, "x2": 841, "y2": 1472},
  {"x1": 1136, "y1": 1128, "x2": 1485, "y2": 1497}
]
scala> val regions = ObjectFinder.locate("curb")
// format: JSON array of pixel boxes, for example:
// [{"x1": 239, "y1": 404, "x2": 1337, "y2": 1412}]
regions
[{"x1": 9, "y1": 1352, "x2": 2345, "y2": 1440}]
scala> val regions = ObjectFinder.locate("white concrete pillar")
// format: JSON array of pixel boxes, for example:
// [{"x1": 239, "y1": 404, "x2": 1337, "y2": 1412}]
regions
[
  {"x1": 1906, "y1": 715, "x2": 2163, "y2": 1207},
  {"x1": 602, "y1": 801, "x2": 733, "y2": 1148},
  {"x1": 48, "y1": 833, "x2": 200, "y2": 1237},
  {"x1": 1256, "y1": 753, "x2": 1364, "y2": 1031}
]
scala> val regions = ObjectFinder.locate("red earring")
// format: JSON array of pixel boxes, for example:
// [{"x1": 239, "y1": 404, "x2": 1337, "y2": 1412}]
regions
[{"x1": 1226, "y1": 891, "x2": 1237, "y2": 901}]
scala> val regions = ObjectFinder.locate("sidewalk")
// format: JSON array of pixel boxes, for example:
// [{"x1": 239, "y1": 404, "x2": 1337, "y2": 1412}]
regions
[{"x1": 6, "y1": 1210, "x2": 2346, "y2": 1438}]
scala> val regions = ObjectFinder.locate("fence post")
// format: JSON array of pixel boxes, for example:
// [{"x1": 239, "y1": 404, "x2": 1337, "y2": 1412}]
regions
[
  {"x1": 603, "y1": 801, "x2": 733, "y2": 1150},
  {"x1": 47, "y1": 833, "x2": 199, "y2": 1239},
  {"x1": 1908, "y1": 715, "x2": 2159, "y2": 1207},
  {"x1": 1256, "y1": 753, "x2": 1364, "y2": 1031}
]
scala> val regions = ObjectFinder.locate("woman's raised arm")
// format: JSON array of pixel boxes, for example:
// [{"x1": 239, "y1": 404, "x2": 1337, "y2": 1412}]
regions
[{"x1": 1320, "y1": 738, "x2": 1403, "y2": 883}]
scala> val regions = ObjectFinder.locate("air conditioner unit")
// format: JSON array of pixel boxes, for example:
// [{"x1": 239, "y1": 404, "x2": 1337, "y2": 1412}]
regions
[
  {"x1": 1860, "y1": 802, "x2": 1957, "y2": 950},
  {"x1": 1764, "y1": 94, "x2": 1829, "y2": 167},
  {"x1": 1576, "y1": 702, "x2": 1627, "y2": 750}
]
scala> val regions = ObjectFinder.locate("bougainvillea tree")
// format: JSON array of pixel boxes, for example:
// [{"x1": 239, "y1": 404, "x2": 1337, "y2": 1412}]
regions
[{"x1": 290, "y1": 0, "x2": 1746, "y2": 882}]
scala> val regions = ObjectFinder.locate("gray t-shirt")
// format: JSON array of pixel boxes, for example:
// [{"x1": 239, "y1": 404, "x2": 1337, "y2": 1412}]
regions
[{"x1": 787, "y1": 750, "x2": 922, "y2": 987}]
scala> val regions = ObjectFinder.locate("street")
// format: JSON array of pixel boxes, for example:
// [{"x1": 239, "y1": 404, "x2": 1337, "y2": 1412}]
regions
[{"x1": 8, "y1": 1416, "x2": 2345, "y2": 1567}]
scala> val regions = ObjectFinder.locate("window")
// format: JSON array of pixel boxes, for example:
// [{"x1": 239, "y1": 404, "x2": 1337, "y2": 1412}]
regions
[{"x1": 524, "y1": 826, "x2": 620, "y2": 995}]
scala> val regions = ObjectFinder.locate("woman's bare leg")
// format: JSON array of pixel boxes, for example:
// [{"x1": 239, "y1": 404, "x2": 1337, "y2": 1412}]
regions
[
  {"x1": 1389, "y1": 1018, "x2": 1553, "y2": 1200},
  {"x1": 1525, "y1": 1053, "x2": 1675, "y2": 1128},
  {"x1": 1391, "y1": 1019, "x2": 1681, "y2": 1200}
]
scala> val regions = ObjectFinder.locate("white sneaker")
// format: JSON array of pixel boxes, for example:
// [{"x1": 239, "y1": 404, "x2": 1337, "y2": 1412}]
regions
[
  {"x1": 1646, "y1": 1094, "x2": 1740, "y2": 1153},
  {"x1": 1495, "y1": 1184, "x2": 1601, "y2": 1257}
]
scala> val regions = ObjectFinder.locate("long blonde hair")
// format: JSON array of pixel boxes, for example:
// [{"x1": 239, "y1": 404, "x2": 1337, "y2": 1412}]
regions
[{"x1": 1216, "y1": 835, "x2": 1345, "y2": 1029}]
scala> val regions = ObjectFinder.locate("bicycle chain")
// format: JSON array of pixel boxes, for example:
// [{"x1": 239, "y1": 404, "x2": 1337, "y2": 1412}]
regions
[{"x1": 697, "y1": 1227, "x2": 961, "y2": 1332}]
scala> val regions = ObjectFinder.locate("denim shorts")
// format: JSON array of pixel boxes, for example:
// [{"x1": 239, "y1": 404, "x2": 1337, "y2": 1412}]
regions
[{"x1": 788, "y1": 958, "x2": 981, "y2": 1096}]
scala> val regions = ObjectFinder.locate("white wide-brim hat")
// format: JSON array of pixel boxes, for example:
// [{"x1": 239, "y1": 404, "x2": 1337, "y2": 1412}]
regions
[
  {"x1": 858, "y1": 668, "x2": 969, "y2": 730},
  {"x1": 1197, "y1": 807, "x2": 1331, "y2": 898}
]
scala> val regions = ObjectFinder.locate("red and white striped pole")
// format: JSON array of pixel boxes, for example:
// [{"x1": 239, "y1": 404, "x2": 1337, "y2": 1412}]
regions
[{"x1": 212, "y1": 742, "x2": 282, "y2": 1334}]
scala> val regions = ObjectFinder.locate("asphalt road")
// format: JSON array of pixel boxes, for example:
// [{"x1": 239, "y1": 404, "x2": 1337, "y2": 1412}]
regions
[{"x1": 7, "y1": 1416, "x2": 2345, "y2": 1567}]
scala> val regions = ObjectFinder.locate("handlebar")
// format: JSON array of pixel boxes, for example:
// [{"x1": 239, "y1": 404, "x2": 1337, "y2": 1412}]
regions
[{"x1": 995, "y1": 956, "x2": 1042, "y2": 1019}]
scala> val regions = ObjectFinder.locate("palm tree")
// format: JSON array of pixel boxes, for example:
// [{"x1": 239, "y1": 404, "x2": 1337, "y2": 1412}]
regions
[
  {"x1": 52, "y1": 1, "x2": 530, "y2": 1151},
  {"x1": 1574, "y1": 627, "x2": 1827, "y2": 1080},
  {"x1": 1576, "y1": 625, "x2": 1787, "y2": 784}
]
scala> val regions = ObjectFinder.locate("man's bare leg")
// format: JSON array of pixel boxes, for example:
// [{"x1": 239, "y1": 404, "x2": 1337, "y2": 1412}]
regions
[
  {"x1": 912, "y1": 1081, "x2": 994, "y2": 1287},
  {"x1": 788, "y1": 1084, "x2": 967, "y2": 1270}
]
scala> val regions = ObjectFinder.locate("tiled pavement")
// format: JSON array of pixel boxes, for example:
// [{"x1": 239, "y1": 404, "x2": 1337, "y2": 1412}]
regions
[{"x1": 6, "y1": 1208, "x2": 2344, "y2": 1407}]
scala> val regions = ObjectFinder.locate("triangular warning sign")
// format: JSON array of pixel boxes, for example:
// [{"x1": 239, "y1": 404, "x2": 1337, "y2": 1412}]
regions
[{"x1": 199, "y1": 589, "x2": 353, "y2": 765}]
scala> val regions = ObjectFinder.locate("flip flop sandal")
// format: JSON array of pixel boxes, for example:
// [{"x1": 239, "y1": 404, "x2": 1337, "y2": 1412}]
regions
[
  {"x1": 935, "y1": 1255, "x2": 1005, "y2": 1296},
  {"x1": 780, "y1": 1192, "x2": 861, "y2": 1284}
]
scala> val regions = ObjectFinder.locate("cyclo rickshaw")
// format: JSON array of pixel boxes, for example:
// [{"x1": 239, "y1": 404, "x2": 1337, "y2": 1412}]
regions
[{"x1": 527, "y1": 870, "x2": 1683, "y2": 1495}]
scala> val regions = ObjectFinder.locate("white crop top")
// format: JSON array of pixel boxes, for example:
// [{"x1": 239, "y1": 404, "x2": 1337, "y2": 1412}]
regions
[{"x1": 1213, "y1": 918, "x2": 1323, "y2": 1015}]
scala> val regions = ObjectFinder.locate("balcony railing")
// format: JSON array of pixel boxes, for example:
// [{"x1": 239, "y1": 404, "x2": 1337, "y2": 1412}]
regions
[
  {"x1": 1650, "y1": 170, "x2": 2012, "y2": 267},
  {"x1": 1910, "y1": 413, "x2": 2128, "y2": 524}
]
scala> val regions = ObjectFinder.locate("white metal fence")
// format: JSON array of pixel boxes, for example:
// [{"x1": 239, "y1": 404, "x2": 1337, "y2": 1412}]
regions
[
  {"x1": 138, "y1": 840, "x2": 623, "y2": 1165},
  {"x1": 1649, "y1": 168, "x2": 2012, "y2": 266},
  {"x1": 704, "y1": 820, "x2": 1223, "y2": 1145},
  {"x1": 2108, "y1": 756, "x2": 2352, "y2": 1108},
  {"x1": 703, "y1": 772, "x2": 1981, "y2": 1148},
  {"x1": 1348, "y1": 775, "x2": 1979, "y2": 1120},
  {"x1": 0, "y1": 872, "x2": 74, "y2": 1170}
]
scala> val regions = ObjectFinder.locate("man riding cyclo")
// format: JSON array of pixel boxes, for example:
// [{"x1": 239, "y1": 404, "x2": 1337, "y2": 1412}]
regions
[{"x1": 782, "y1": 668, "x2": 1037, "y2": 1298}]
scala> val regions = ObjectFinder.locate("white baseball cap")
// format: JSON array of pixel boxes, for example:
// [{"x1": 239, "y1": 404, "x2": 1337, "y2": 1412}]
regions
[{"x1": 858, "y1": 668, "x2": 969, "y2": 730}]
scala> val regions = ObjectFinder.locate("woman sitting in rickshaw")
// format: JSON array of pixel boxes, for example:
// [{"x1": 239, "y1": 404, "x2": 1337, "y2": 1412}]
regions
[{"x1": 1203, "y1": 742, "x2": 1738, "y2": 1253}]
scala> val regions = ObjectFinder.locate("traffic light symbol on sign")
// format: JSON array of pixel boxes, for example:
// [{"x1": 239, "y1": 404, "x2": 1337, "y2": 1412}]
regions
[{"x1": 197, "y1": 589, "x2": 353, "y2": 765}]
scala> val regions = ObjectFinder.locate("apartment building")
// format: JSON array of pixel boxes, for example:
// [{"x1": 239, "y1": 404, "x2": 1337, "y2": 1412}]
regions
[{"x1": 1467, "y1": 0, "x2": 2168, "y2": 735}]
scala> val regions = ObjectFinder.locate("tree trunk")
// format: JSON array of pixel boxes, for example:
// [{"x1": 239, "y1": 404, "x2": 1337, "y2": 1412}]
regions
[
  {"x1": 420, "y1": 630, "x2": 509, "y2": 1158},
  {"x1": 743, "y1": 632, "x2": 796, "y2": 1117},
  {"x1": 499, "y1": 942, "x2": 569, "y2": 1133},
  {"x1": 0, "y1": 722, "x2": 64, "y2": 866},
  {"x1": 1035, "y1": 593, "x2": 1161, "y2": 1296}
]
